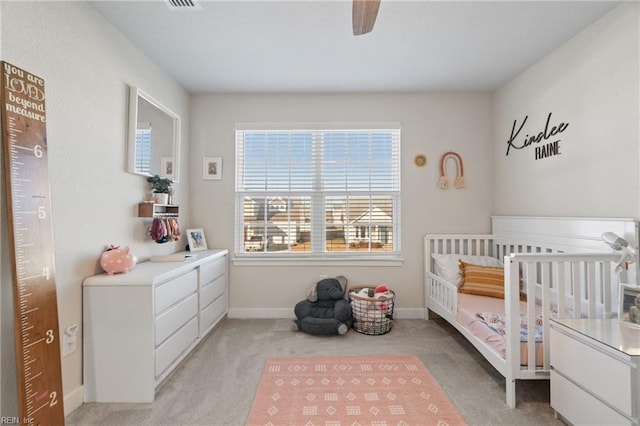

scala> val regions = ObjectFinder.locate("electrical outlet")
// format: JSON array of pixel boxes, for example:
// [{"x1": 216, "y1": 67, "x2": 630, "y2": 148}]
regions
[{"x1": 63, "y1": 324, "x2": 79, "y2": 357}]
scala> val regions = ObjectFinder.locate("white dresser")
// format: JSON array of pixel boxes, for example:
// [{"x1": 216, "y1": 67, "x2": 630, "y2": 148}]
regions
[
  {"x1": 83, "y1": 249, "x2": 228, "y2": 403},
  {"x1": 550, "y1": 318, "x2": 640, "y2": 425}
]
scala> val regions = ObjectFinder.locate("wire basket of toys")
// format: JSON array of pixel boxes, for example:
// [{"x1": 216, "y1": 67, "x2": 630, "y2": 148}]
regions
[{"x1": 348, "y1": 285, "x2": 395, "y2": 335}]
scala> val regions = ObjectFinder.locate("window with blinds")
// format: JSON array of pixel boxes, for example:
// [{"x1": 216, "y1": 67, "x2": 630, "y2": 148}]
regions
[
  {"x1": 235, "y1": 124, "x2": 401, "y2": 257},
  {"x1": 135, "y1": 123, "x2": 152, "y2": 174}
]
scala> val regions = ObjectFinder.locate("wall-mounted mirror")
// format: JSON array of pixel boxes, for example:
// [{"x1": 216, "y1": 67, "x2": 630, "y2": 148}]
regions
[{"x1": 127, "y1": 86, "x2": 180, "y2": 182}]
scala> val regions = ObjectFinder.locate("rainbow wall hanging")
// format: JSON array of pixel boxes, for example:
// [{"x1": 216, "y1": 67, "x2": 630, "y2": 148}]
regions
[{"x1": 438, "y1": 151, "x2": 465, "y2": 189}]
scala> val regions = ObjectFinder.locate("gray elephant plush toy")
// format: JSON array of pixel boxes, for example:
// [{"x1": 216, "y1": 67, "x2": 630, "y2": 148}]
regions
[{"x1": 293, "y1": 276, "x2": 353, "y2": 335}]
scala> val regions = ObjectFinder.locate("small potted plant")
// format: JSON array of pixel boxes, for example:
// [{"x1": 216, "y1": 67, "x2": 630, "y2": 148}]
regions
[{"x1": 146, "y1": 174, "x2": 173, "y2": 204}]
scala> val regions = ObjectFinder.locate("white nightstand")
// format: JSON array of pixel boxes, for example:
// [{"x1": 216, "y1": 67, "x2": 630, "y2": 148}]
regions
[{"x1": 550, "y1": 318, "x2": 640, "y2": 425}]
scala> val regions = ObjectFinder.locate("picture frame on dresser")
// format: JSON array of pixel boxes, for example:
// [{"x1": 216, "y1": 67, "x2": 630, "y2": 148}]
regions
[
  {"x1": 619, "y1": 284, "x2": 640, "y2": 327},
  {"x1": 186, "y1": 228, "x2": 208, "y2": 252}
]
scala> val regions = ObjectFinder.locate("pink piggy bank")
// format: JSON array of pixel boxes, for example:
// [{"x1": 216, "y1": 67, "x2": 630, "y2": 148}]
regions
[{"x1": 100, "y1": 245, "x2": 137, "y2": 275}]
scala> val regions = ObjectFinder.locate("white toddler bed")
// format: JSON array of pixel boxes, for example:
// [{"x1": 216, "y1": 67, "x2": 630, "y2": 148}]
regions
[{"x1": 424, "y1": 216, "x2": 638, "y2": 408}]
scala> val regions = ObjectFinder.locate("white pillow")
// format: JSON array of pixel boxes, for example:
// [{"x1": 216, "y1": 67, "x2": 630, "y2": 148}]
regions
[{"x1": 431, "y1": 254, "x2": 503, "y2": 287}]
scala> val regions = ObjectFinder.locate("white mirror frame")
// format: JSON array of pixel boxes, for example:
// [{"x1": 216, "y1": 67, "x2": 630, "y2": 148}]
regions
[{"x1": 127, "y1": 86, "x2": 181, "y2": 182}]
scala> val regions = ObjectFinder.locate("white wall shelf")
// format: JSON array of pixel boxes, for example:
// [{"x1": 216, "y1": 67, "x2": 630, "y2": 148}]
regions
[{"x1": 138, "y1": 202, "x2": 179, "y2": 218}]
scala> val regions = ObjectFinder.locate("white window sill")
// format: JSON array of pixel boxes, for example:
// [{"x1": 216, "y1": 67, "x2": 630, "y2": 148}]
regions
[{"x1": 232, "y1": 254, "x2": 404, "y2": 267}]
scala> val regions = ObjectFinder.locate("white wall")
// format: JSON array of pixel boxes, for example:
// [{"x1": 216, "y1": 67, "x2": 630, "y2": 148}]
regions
[
  {"x1": 0, "y1": 1, "x2": 191, "y2": 415},
  {"x1": 493, "y1": 3, "x2": 639, "y2": 217},
  {"x1": 189, "y1": 93, "x2": 494, "y2": 315}
]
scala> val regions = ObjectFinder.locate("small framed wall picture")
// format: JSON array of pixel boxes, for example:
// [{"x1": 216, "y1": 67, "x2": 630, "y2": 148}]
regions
[
  {"x1": 186, "y1": 228, "x2": 208, "y2": 252},
  {"x1": 161, "y1": 156, "x2": 174, "y2": 180},
  {"x1": 203, "y1": 157, "x2": 222, "y2": 180},
  {"x1": 619, "y1": 284, "x2": 640, "y2": 327}
]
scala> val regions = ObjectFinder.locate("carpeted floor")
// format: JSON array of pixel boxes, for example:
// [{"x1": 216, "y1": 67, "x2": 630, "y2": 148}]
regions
[{"x1": 66, "y1": 318, "x2": 562, "y2": 425}]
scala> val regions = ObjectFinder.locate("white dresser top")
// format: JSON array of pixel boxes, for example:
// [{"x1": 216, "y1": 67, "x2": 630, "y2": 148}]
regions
[
  {"x1": 83, "y1": 249, "x2": 228, "y2": 287},
  {"x1": 552, "y1": 318, "x2": 640, "y2": 357}
]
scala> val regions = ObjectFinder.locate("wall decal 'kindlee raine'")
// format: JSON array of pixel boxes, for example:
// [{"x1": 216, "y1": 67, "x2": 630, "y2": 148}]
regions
[{"x1": 505, "y1": 112, "x2": 569, "y2": 160}]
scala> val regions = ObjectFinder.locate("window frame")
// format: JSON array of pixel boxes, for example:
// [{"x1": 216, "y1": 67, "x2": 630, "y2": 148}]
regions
[{"x1": 234, "y1": 122, "x2": 402, "y2": 264}]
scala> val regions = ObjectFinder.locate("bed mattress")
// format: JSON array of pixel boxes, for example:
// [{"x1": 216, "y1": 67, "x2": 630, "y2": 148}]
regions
[{"x1": 456, "y1": 293, "x2": 544, "y2": 366}]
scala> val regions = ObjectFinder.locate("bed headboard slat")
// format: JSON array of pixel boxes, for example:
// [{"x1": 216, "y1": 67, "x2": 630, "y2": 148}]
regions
[{"x1": 492, "y1": 216, "x2": 638, "y2": 286}]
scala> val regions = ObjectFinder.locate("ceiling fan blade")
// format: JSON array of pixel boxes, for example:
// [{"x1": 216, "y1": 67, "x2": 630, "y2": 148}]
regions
[{"x1": 352, "y1": 0, "x2": 381, "y2": 36}]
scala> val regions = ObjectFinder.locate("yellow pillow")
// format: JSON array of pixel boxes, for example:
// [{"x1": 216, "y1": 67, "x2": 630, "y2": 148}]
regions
[{"x1": 458, "y1": 261, "x2": 505, "y2": 299}]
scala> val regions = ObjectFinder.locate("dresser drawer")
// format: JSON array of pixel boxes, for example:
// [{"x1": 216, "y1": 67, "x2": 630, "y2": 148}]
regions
[
  {"x1": 155, "y1": 317, "x2": 198, "y2": 377},
  {"x1": 155, "y1": 293, "x2": 198, "y2": 346},
  {"x1": 551, "y1": 370, "x2": 631, "y2": 425},
  {"x1": 551, "y1": 327, "x2": 633, "y2": 415},
  {"x1": 200, "y1": 275, "x2": 225, "y2": 310},
  {"x1": 200, "y1": 293, "x2": 227, "y2": 336},
  {"x1": 155, "y1": 270, "x2": 197, "y2": 314},
  {"x1": 200, "y1": 256, "x2": 225, "y2": 285}
]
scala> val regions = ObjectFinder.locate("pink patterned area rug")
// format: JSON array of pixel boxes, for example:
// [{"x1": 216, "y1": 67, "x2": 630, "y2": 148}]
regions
[{"x1": 246, "y1": 354, "x2": 467, "y2": 426}]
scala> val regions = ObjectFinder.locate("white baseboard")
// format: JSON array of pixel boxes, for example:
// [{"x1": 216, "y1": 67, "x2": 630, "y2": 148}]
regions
[
  {"x1": 64, "y1": 385, "x2": 84, "y2": 416},
  {"x1": 228, "y1": 308, "x2": 292, "y2": 319},
  {"x1": 393, "y1": 308, "x2": 424, "y2": 319},
  {"x1": 228, "y1": 307, "x2": 425, "y2": 319}
]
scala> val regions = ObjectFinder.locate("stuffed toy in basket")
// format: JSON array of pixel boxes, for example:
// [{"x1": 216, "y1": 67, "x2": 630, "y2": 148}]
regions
[
  {"x1": 292, "y1": 276, "x2": 353, "y2": 336},
  {"x1": 349, "y1": 285, "x2": 395, "y2": 335}
]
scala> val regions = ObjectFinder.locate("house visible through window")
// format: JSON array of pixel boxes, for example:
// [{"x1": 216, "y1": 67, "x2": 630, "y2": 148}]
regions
[{"x1": 235, "y1": 124, "x2": 401, "y2": 257}]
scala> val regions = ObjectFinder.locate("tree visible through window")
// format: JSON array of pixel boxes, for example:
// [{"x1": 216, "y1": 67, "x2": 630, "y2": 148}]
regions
[{"x1": 235, "y1": 125, "x2": 401, "y2": 256}]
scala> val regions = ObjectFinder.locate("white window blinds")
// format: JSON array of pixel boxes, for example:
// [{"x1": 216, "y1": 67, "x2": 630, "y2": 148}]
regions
[
  {"x1": 135, "y1": 122, "x2": 152, "y2": 175},
  {"x1": 235, "y1": 124, "x2": 401, "y2": 256}
]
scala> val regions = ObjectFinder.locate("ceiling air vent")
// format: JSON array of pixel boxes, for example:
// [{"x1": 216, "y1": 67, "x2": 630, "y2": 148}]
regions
[{"x1": 166, "y1": 0, "x2": 201, "y2": 11}]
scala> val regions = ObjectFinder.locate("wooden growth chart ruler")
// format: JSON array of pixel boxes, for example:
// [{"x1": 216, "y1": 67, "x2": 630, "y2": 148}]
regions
[{"x1": 1, "y1": 61, "x2": 65, "y2": 424}]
